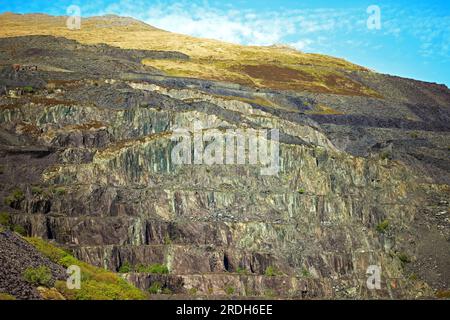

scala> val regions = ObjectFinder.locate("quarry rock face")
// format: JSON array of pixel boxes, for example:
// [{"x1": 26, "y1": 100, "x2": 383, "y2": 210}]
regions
[{"x1": 0, "y1": 31, "x2": 449, "y2": 299}]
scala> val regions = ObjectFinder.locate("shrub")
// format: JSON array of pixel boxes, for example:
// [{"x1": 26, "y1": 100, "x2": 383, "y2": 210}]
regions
[
  {"x1": 150, "y1": 264, "x2": 169, "y2": 274},
  {"x1": 0, "y1": 212, "x2": 11, "y2": 226},
  {"x1": 0, "y1": 165, "x2": 4, "y2": 174},
  {"x1": 164, "y1": 235, "x2": 172, "y2": 245},
  {"x1": 31, "y1": 186, "x2": 43, "y2": 195},
  {"x1": 380, "y1": 151, "x2": 391, "y2": 160},
  {"x1": 58, "y1": 255, "x2": 79, "y2": 268},
  {"x1": 409, "y1": 273, "x2": 418, "y2": 281},
  {"x1": 134, "y1": 264, "x2": 148, "y2": 273},
  {"x1": 118, "y1": 262, "x2": 131, "y2": 273},
  {"x1": 376, "y1": 220, "x2": 389, "y2": 233},
  {"x1": 225, "y1": 286, "x2": 235, "y2": 295},
  {"x1": 162, "y1": 288, "x2": 172, "y2": 295},
  {"x1": 23, "y1": 266, "x2": 52, "y2": 287},
  {"x1": 264, "y1": 289, "x2": 276, "y2": 298},
  {"x1": 53, "y1": 187, "x2": 66, "y2": 196},
  {"x1": 397, "y1": 252, "x2": 411, "y2": 264},
  {"x1": 4, "y1": 188, "x2": 25, "y2": 206},
  {"x1": 13, "y1": 224, "x2": 27, "y2": 236},
  {"x1": 23, "y1": 86, "x2": 34, "y2": 93},
  {"x1": 297, "y1": 188, "x2": 306, "y2": 195},
  {"x1": 265, "y1": 266, "x2": 280, "y2": 277},
  {"x1": 236, "y1": 267, "x2": 248, "y2": 275},
  {"x1": 1, "y1": 217, "x2": 28, "y2": 236},
  {"x1": 301, "y1": 268, "x2": 311, "y2": 277},
  {"x1": 188, "y1": 287, "x2": 198, "y2": 295},
  {"x1": 148, "y1": 282, "x2": 163, "y2": 294}
]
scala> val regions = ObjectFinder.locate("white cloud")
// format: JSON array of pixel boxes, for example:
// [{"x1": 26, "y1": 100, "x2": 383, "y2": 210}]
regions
[
  {"x1": 289, "y1": 39, "x2": 314, "y2": 51},
  {"x1": 93, "y1": 0, "x2": 358, "y2": 48},
  {"x1": 139, "y1": 4, "x2": 296, "y2": 45},
  {"x1": 90, "y1": 1, "x2": 450, "y2": 61}
]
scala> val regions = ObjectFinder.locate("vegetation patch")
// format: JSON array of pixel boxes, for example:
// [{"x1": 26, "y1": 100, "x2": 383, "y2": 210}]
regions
[
  {"x1": 52, "y1": 187, "x2": 66, "y2": 196},
  {"x1": 436, "y1": 290, "x2": 450, "y2": 299},
  {"x1": 0, "y1": 212, "x2": 11, "y2": 226},
  {"x1": 22, "y1": 86, "x2": 34, "y2": 93},
  {"x1": 376, "y1": 220, "x2": 390, "y2": 233},
  {"x1": 379, "y1": 151, "x2": 392, "y2": 160},
  {"x1": 26, "y1": 237, "x2": 146, "y2": 300},
  {"x1": 188, "y1": 287, "x2": 198, "y2": 295},
  {"x1": 37, "y1": 287, "x2": 65, "y2": 300},
  {"x1": 0, "y1": 293, "x2": 16, "y2": 300},
  {"x1": 148, "y1": 281, "x2": 163, "y2": 294},
  {"x1": 13, "y1": 224, "x2": 27, "y2": 236},
  {"x1": 264, "y1": 266, "x2": 282, "y2": 277},
  {"x1": 4, "y1": 188, "x2": 25, "y2": 207},
  {"x1": 118, "y1": 262, "x2": 169, "y2": 274},
  {"x1": 164, "y1": 235, "x2": 172, "y2": 245},
  {"x1": 236, "y1": 267, "x2": 249, "y2": 275},
  {"x1": 225, "y1": 286, "x2": 235, "y2": 295},
  {"x1": 135, "y1": 263, "x2": 169, "y2": 274},
  {"x1": 240, "y1": 64, "x2": 315, "y2": 82},
  {"x1": 408, "y1": 273, "x2": 418, "y2": 281},
  {"x1": 264, "y1": 289, "x2": 276, "y2": 298},
  {"x1": 0, "y1": 212, "x2": 27, "y2": 235},
  {"x1": 397, "y1": 252, "x2": 411, "y2": 265},
  {"x1": 23, "y1": 266, "x2": 52, "y2": 287},
  {"x1": 162, "y1": 288, "x2": 172, "y2": 295},
  {"x1": 301, "y1": 268, "x2": 311, "y2": 278},
  {"x1": 31, "y1": 186, "x2": 43, "y2": 195},
  {"x1": 118, "y1": 261, "x2": 132, "y2": 273}
]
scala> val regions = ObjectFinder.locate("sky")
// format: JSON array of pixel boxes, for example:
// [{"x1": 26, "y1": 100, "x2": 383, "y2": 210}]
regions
[{"x1": 1, "y1": 0, "x2": 450, "y2": 86}]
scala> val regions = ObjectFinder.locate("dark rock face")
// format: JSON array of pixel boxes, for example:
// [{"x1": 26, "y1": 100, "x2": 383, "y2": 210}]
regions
[
  {"x1": 0, "y1": 35, "x2": 189, "y2": 88},
  {"x1": 0, "y1": 35, "x2": 449, "y2": 299},
  {"x1": 0, "y1": 230, "x2": 66, "y2": 300}
]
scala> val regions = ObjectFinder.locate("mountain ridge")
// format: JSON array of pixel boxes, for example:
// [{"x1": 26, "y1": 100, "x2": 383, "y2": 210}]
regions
[{"x1": 0, "y1": 12, "x2": 373, "y2": 94}]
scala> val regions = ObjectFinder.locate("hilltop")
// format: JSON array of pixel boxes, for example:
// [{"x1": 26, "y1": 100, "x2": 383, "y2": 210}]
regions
[{"x1": 0, "y1": 12, "x2": 378, "y2": 96}]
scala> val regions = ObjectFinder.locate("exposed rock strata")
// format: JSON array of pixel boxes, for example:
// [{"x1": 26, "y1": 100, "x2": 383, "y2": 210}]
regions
[{"x1": 0, "y1": 35, "x2": 448, "y2": 299}]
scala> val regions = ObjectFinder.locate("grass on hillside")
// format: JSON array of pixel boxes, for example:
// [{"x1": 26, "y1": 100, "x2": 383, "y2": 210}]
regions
[
  {"x1": 142, "y1": 58, "x2": 381, "y2": 97},
  {"x1": 305, "y1": 104, "x2": 344, "y2": 115},
  {"x1": 25, "y1": 237, "x2": 147, "y2": 300}
]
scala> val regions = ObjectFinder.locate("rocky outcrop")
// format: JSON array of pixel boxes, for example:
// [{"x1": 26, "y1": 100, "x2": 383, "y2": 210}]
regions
[{"x1": 0, "y1": 35, "x2": 448, "y2": 299}]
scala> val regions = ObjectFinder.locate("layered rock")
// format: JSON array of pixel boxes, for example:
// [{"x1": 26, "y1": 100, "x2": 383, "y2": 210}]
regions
[{"x1": 0, "y1": 34, "x2": 449, "y2": 299}]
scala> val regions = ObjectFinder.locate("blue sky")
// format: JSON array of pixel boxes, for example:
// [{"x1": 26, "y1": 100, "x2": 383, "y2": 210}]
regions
[{"x1": 2, "y1": 0, "x2": 450, "y2": 86}]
